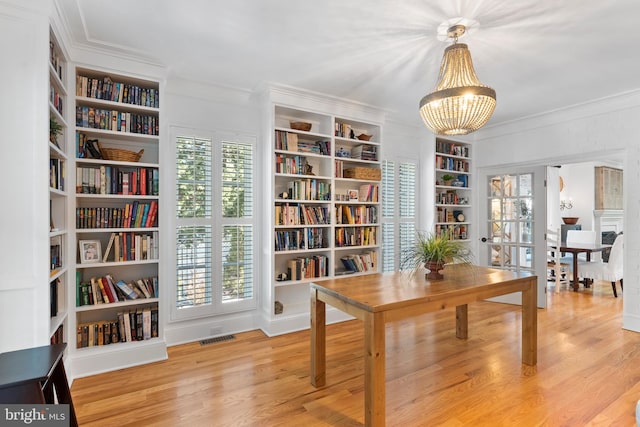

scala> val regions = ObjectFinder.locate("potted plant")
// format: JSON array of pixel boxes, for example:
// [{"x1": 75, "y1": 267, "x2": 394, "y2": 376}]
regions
[
  {"x1": 441, "y1": 174, "x2": 455, "y2": 186},
  {"x1": 402, "y1": 231, "x2": 471, "y2": 280},
  {"x1": 50, "y1": 117, "x2": 63, "y2": 147}
]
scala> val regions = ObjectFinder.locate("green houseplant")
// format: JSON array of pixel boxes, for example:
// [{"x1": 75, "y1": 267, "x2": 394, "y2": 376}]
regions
[
  {"x1": 50, "y1": 117, "x2": 63, "y2": 147},
  {"x1": 402, "y1": 231, "x2": 471, "y2": 280},
  {"x1": 441, "y1": 174, "x2": 455, "y2": 186}
]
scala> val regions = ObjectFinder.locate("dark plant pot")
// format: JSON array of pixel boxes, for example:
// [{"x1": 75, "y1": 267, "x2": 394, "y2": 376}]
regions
[{"x1": 424, "y1": 261, "x2": 445, "y2": 280}]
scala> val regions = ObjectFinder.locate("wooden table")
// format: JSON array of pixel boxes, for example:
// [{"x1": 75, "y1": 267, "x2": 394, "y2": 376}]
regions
[
  {"x1": 0, "y1": 343, "x2": 78, "y2": 427},
  {"x1": 310, "y1": 265, "x2": 537, "y2": 427},
  {"x1": 559, "y1": 242, "x2": 611, "y2": 291}
]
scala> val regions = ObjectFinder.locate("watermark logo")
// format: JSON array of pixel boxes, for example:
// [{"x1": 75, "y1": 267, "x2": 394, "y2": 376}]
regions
[{"x1": 0, "y1": 405, "x2": 68, "y2": 426}]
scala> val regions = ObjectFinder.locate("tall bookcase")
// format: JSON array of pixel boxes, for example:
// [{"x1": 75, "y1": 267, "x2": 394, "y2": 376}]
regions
[
  {"x1": 266, "y1": 102, "x2": 382, "y2": 334},
  {"x1": 71, "y1": 66, "x2": 166, "y2": 375},
  {"x1": 49, "y1": 29, "x2": 69, "y2": 345},
  {"x1": 434, "y1": 138, "x2": 472, "y2": 241}
]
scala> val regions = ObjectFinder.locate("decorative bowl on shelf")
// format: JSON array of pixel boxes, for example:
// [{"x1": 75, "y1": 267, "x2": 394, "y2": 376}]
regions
[
  {"x1": 357, "y1": 133, "x2": 373, "y2": 141},
  {"x1": 290, "y1": 121, "x2": 312, "y2": 132},
  {"x1": 562, "y1": 217, "x2": 579, "y2": 225}
]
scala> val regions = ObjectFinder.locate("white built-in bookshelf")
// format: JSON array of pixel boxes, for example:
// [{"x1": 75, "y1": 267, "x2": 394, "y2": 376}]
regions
[
  {"x1": 71, "y1": 66, "x2": 166, "y2": 374},
  {"x1": 265, "y1": 100, "x2": 383, "y2": 334},
  {"x1": 49, "y1": 28, "x2": 69, "y2": 345},
  {"x1": 434, "y1": 138, "x2": 472, "y2": 241}
]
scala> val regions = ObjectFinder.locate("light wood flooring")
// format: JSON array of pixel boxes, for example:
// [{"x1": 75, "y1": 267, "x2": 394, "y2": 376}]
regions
[{"x1": 71, "y1": 280, "x2": 636, "y2": 426}]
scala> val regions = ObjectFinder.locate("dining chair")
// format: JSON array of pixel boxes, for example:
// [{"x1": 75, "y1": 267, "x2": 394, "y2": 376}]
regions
[
  {"x1": 578, "y1": 234, "x2": 623, "y2": 297},
  {"x1": 547, "y1": 228, "x2": 570, "y2": 292},
  {"x1": 562, "y1": 230, "x2": 597, "y2": 264}
]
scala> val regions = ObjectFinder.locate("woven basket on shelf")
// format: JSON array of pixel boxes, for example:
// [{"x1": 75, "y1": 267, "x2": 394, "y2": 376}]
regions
[{"x1": 97, "y1": 142, "x2": 143, "y2": 162}]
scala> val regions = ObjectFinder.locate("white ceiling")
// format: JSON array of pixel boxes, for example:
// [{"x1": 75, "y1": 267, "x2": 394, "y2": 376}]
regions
[{"x1": 57, "y1": 0, "x2": 640, "y2": 128}]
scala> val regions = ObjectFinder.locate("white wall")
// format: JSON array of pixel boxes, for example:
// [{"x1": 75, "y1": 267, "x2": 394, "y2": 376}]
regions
[
  {"x1": 474, "y1": 90, "x2": 640, "y2": 332},
  {"x1": 559, "y1": 162, "x2": 596, "y2": 231},
  {"x1": 0, "y1": 0, "x2": 51, "y2": 352}
]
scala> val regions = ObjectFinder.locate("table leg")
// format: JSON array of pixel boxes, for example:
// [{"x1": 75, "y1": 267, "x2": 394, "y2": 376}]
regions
[
  {"x1": 310, "y1": 289, "x2": 326, "y2": 387},
  {"x1": 572, "y1": 253, "x2": 579, "y2": 291},
  {"x1": 521, "y1": 278, "x2": 537, "y2": 366},
  {"x1": 364, "y1": 311, "x2": 385, "y2": 427},
  {"x1": 456, "y1": 305, "x2": 468, "y2": 339},
  {"x1": 584, "y1": 252, "x2": 592, "y2": 287}
]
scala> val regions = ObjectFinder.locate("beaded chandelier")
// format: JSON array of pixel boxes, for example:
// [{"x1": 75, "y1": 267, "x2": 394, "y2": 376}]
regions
[{"x1": 419, "y1": 24, "x2": 496, "y2": 135}]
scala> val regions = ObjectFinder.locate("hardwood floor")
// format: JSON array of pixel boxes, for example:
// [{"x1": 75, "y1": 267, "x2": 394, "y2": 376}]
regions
[{"x1": 71, "y1": 280, "x2": 636, "y2": 426}]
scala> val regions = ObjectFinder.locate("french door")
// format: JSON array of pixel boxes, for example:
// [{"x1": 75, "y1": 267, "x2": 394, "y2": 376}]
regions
[{"x1": 478, "y1": 166, "x2": 547, "y2": 308}]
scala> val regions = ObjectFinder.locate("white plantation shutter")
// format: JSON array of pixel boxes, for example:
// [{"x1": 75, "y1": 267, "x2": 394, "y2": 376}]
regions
[
  {"x1": 382, "y1": 160, "x2": 396, "y2": 272},
  {"x1": 221, "y1": 142, "x2": 253, "y2": 302},
  {"x1": 173, "y1": 133, "x2": 256, "y2": 320},
  {"x1": 381, "y1": 158, "x2": 417, "y2": 272},
  {"x1": 399, "y1": 162, "x2": 417, "y2": 266},
  {"x1": 176, "y1": 136, "x2": 213, "y2": 308}
]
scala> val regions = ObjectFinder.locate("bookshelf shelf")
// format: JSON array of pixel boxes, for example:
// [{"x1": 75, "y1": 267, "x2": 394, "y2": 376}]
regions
[
  {"x1": 77, "y1": 227, "x2": 159, "y2": 233},
  {"x1": 48, "y1": 28, "x2": 69, "y2": 347},
  {"x1": 49, "y1": 142, "x2": 67, "y2": 159},
  {"x1": 72, "y1": 66, "x2": 164, "y2": 365},
  {"x1": 435, "y1": 138, "x2": 472, "y2": 241},
  {"x1": 265, "y1": 100, "x2": 382, "y2": 334},
  {"x1": 75, "y1": 336, "x2": 163, "y2": 354},
  {"x1": 76, "y1": 259, "x2": 159, "y2": 269},
  {"x1": 75, "y1": 127, "x2": 159, "y2": 142},
  {"x1": 76, "y1": 158, "x2": 159, "y2": 168},
  {"x1": 75, "y1": 194, "x2": 159, "y2": 200},
  {"x1": 75, "y1": 298, "x2": 159, "y2": 312}
]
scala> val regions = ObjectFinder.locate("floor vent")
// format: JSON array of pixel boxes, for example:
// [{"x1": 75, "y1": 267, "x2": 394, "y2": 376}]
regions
[{"x1": 200, "y1": 335, "x2": 235, "y2": 346}]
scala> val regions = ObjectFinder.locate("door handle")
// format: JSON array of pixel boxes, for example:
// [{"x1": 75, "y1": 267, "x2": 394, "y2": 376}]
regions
[{"x1": 481, "y1": 237, "x2": 488, "y2": 242}]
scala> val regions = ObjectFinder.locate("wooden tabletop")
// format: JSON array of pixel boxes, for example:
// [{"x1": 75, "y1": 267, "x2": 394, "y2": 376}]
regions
[
  {"x1": 558, "y1": 242, "x2": 611, "y2": 252},
  {"x1": 311, "y1": 265, "x2": 533, "y2": 314}
]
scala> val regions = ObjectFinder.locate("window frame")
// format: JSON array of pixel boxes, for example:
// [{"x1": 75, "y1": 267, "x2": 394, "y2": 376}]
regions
[{"x1": 168, "y1": 127, "x2": 257, "y2": 322}]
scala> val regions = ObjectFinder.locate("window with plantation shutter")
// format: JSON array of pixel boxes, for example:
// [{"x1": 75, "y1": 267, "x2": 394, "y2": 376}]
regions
[
  {"x1": 174, "y1": 132, "x2": 256, "y2": 320},
  {"x1": 381, "y1": 158, "x2": 418, "y2": 272}
]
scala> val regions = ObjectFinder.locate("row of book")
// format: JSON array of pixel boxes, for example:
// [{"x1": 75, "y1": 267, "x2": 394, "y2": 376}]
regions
[
  {"x1": 434, "y1": 224, "x2": 468, "y2": 240},
  {"x1": 50, "y1": 85, "x2": 64, "y2": 115},
  {"x1": 76, "y1": 165, "x2": 159, "y2": 196},
  {"x1": 335, "y1": 205, "x2": 378, "y2": 225},
  {"x1": 358, "y1": 184, "x2": 379, "y2": 202},
  {"x1": 436, "y1": 208, "x2": 464, "y2": 224},
  {"x1": 274, "y1": 131, "x2": 331, "y2": 155},
  {"x1": 77, "y1": 274, "x2": 158, "y2": 306},
  {"x1": 340, "y1": 251, "x2": 377, "y2": 273},
  {"x1": 350, "y1": 144, "x2": 377, "y2": 161},
  {"x1": 99, "y1": 231, "x2": 159, "y2": 263},
  {"x1": 275, "y1": 154, "x2": 309, "y2": 175},
  {"x1": 76, "y1": 75, "x2": 159, "y2": 108},
  {"x1": 436, "y1": 155, "x2": 469, "y2": 173},
  {"x1": 437, "y1": 190, "x2": 467, "y2": 205},
  {"x1": 76, "y1": 306, "x2": 159, "y2": 348},
  {"x1": 76, "y1": 201, "x2": 158, "y2": 229},
  {"x1": 285, "y1": 255, "x2": 329, "y2": 281},
  {"x1": 49, "y1": 41, "x2": 63, "y2": 81},
  {"x1": 285, "y1": 179, "x2": 331, "y2": 201},
  {"x1": 50, "y1": 158, "x2": 65, "y2": 191},
  {"x1": 274, "y1": 228, "x2": 327, "y2": 252},
  {"x1": 436, "y1": 140, "x2": 469, "y2": 158},
  {"x1": 335, "y1": 122, "x2": 359, "y2": 139},
  {"x1": 50, "y1": 235, "x2": 63, "y2": 271},
  {"x1": 275, "y1": 203, "x2": 330, "y2": 226},
  {"x1": 335, "y1": 226, "x2": 377, "y2": 247},
  {"x1": 50, "y1": 278, "x2": 60, "y2": 318},
  {"x1": 76, "y1": 106, "x2": 159, "y2": 136}
]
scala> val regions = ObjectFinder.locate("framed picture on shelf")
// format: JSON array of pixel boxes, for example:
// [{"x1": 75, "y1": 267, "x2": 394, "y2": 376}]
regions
[
  {"x1": 79, "y1": 240, "x2": 101, "y2": 264},
  {"x1": 348, "y1": 189, "x2": 359, "y2": 201}
]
